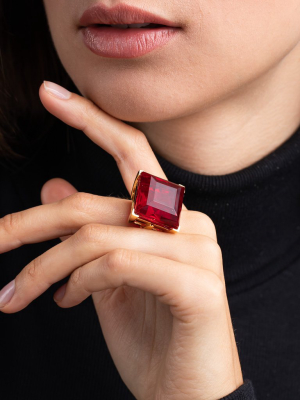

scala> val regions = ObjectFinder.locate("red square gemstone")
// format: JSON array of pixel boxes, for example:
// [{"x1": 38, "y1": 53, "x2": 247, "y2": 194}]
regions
[{"x1": 132, "y1": 171, "x2": 185, "y2": 231}]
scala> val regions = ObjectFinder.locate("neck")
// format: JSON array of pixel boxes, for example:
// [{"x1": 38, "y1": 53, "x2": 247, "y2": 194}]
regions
[
  {"x1": 129, "y1": 42, "x2": 300, "y2": 175},
  {"x1": 66, "y1": 118, "x2": 300, "y2": 295}
]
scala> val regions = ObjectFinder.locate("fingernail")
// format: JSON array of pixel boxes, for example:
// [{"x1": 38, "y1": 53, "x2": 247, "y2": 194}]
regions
[
  {"x1": 0, "y1": 279, "x2": 15, "y2": 308},
  {"x1": 54, "y1": 283, "x2": 67, "y2": 302},
  {"x1": 43, "y1": 81, "x2": 71, "y2": 100}
]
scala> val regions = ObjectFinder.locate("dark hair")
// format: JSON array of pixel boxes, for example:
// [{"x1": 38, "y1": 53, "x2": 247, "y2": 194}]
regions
[{"x1": 0, "y1": 0, "x2": 76, "y2": 167}]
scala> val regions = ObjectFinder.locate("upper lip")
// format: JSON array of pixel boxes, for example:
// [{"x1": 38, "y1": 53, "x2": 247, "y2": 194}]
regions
[{"x1": 79, "y1": 3, "x2": 179, "y2": 27}]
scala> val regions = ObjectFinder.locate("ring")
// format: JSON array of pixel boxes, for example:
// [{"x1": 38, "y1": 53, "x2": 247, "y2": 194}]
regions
[{"x1": 128, "y1": 170, "x2": 185, "y2": 233}]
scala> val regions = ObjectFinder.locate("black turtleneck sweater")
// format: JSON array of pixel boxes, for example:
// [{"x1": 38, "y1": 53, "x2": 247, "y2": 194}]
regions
[{"x1": 1, "y1": 122, "x2": 300, "y2": 400}]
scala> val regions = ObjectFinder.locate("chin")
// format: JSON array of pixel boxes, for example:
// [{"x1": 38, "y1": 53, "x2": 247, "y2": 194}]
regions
[{"x1": 77, "y1": 85, "x2": 186, "y2": 123}]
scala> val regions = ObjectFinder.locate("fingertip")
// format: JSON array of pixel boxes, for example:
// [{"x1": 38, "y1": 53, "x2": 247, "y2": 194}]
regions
[{"x1": 41, "y1": 178, "x2": 78, "y2": 205}]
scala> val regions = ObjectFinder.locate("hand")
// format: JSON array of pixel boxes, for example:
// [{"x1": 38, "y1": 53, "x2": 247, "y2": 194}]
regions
[{"x1": 0, "y1": 81, "x2": 243, "y2": 400}]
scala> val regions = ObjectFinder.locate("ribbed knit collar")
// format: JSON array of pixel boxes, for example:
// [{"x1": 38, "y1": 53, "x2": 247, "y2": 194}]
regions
[
  {"x1": 40, "y1": 124, "x2": 300, "y2": 296},
  {"x1": 154, "y1": 128, "x2": 300, "y2": 295}
]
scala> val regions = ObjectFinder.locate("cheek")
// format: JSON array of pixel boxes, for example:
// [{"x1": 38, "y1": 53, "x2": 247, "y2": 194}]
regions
[
  {"x1": 191, "y1": 1, "x2": 300, "y2": 90},
  {"x1": 44, "y1": 0, "x2": 300, "y2": 122}
]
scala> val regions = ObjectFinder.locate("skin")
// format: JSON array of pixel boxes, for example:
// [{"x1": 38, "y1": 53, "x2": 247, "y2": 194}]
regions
[
  {"x1": 1, "y1": 0, "x2": 299, "y2": 398},
  {"x1": 42, "y1": 0, "x2": 300, "y2": 174},
  {"x1": 0, "y1": 85, "x2": 243, "y2": 399}
]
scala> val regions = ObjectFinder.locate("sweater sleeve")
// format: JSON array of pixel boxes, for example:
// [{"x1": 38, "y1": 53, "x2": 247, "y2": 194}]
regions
[{"x1": 219, "y1": 379, "x2": 257, "y2": 400}]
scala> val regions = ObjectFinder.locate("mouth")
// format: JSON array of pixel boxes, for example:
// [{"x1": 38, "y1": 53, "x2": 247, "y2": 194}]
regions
[
  {"x1": 78, "y1": 3, "x2": 181, "y2": 29},
  {"x1": 78, "y1": 3, "x2": 181, "y2": 59}
]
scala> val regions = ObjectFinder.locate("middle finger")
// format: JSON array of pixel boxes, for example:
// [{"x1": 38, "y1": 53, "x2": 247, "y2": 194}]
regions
[{"x1": 0, "y1": 193, "x2": 217, "y2": 254}]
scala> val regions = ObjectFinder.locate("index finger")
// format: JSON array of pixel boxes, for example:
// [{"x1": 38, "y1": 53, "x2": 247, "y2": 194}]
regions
[{"x1": 40, "y1": 81, "x2": 187, "y2": 211}]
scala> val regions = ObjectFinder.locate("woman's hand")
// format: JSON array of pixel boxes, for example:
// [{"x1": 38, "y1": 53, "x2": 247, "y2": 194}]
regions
[{"x1": 0, "y1": 81, "x2": 243, "y2": 400}]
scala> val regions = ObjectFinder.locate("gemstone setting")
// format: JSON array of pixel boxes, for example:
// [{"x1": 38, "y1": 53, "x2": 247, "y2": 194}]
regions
[{"x1": 128, "y1": 170, "x2": 185, "y2": 233}]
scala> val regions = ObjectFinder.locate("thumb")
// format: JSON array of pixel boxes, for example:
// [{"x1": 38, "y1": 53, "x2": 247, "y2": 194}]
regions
[
  {"x1": 41, "y1": 178, "x2": 78, "y2": 241},
  {"x1": 41, "y1": 178, "x2": 78, "y2": 204}
]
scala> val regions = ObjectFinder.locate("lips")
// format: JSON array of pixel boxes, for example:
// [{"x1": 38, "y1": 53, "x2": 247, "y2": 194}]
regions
[
  {"x1": 78, "y1": 3, "x2": 180, "y2": 28},
  {"x1": 78, "y1": 3, "x2": 181, "y2": 59}
]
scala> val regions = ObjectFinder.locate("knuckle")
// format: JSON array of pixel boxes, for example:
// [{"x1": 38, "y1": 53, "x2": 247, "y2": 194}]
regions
[
  {"x1": 64, "y1": 192, "x2": 102, "y2": 226},
  {"x1": 202, "y1": 236, "x2": 223, "y2": 263},
  {"x1": 192, "y1": 211, "x2": 217, "y2": 239},
  {"x1": 204, "y1": 274, "x2": 226, "y2": 309},
  {"x1": 84, "y1": 100, "x2": 101, "y2": 124},
  {"x1": 106, "y1": 248, "x2": 135, "y2": 273},
  {"x1": 194, "y1": 236, "x2": 223, "y2": 279},
  {"x1": 2, "y1": 212, "x2": 20, "y2": 237},
  {"x1": 183, "y1": 271, "x2": 225, "y2": 315},
  {"x1": 25, "y1": 257, "x2": 42, "y2": 282},
  {"x1": 75, "y1": 223, "x2": 104, "y2": 244},
  {"x1": 70, "y1": 267, "x2": 83, "y2": 287},
  {"x1": 132, "y1": 129, "x2": 149, "y2": 149},
  {"x1": 207, "y1": 272, "x2": 225, "y2": 298},
  {"x1": 64, "y1": 192, "x2": 96, "y2": 215},
  {"x1": 116, "y1": 130, "x2": 149, "y2": 166}
]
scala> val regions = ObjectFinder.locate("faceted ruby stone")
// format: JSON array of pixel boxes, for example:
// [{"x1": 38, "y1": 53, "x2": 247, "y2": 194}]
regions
[{"x1": 134, "y1": 172, "x2": 185, "y2": 230}]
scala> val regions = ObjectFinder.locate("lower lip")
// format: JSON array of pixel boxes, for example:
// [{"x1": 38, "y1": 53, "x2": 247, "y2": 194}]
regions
[{"x1": 80, "y1": 26, "x2": 180, "y2": 58}]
